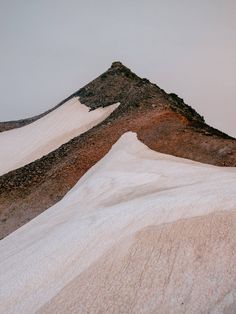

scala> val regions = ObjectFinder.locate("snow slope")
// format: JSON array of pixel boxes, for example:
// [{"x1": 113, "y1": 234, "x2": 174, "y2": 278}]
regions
[
  {"x1": 0, "y1": 97, "x2": 119, "y2": 175},
  {"x1": 1, "y1": 132, "x2": 236, "y2": 313}
]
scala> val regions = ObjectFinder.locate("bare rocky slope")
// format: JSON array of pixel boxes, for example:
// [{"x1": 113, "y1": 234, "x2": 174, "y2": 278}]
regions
[{"x1": 0, "y1": 61, "x2": 236, "y2": 239}]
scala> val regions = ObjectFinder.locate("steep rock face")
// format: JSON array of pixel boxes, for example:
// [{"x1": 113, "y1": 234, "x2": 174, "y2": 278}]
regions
[{"x1": 0, "y1": 62, "x2": 236, "y2": 238}]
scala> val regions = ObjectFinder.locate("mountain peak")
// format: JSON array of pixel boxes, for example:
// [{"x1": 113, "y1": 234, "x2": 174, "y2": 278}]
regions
[
  {"x1": 0, "y1": 62, "x2": 236, "y2": 239},
  {"x1": 110, "y1": 61, "x2": 134, "y2": 73},
  {"x1": 1, "y1": 62, "x2": 231, "y2": 140},
  {"x1": 75, "y1": 62, "x2": 206, "y2": 125},
  {"x1": 110, "y1": 61, "x2": 125, "y2": 68},
  {"x1": 107, "y1": 61, "x2": 139, "y2": 80}
]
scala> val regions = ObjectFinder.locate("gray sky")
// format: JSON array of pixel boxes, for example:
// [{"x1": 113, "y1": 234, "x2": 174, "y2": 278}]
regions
[{"x1": 0, "y1": 0, "x2": 235, "y2": 136}]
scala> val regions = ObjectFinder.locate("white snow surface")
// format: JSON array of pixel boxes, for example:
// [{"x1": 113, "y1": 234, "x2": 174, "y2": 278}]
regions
[
  {"x1": 1, "y1": 132, "x2": 236, "y2": 313},
  {"x1": 0, "y1": 98, "x2": 119, "y2": 175}
]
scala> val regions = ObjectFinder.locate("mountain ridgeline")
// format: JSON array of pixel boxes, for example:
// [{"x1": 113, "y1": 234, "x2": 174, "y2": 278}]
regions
[
  {"x1": 0, "y1": 62, "x2": 236, "y2": 239},
  {"x1": 0, "y1": 62, "x2": 227, "y2": 136}
]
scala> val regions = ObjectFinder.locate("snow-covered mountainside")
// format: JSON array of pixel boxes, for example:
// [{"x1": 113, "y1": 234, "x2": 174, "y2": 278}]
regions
[
  {"x1": 1, "y1": 132, "x2": 236, "y2": 313},
  {"x1": 0, "y1": 98, "x2": 118, "y2": 175},
  {"x1": 1, "y1": 62, "x2": 236, "y2": 240}
]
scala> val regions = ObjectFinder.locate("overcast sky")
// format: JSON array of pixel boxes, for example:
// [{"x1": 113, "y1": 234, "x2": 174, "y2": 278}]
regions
[{"x1": 0, "y1": 0, "x2": 235, "y2": 136}]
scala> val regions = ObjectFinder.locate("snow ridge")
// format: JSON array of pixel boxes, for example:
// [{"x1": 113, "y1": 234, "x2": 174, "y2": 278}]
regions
[{"x1": 1, "y1": 132, "x2": 236, "y2": 313}]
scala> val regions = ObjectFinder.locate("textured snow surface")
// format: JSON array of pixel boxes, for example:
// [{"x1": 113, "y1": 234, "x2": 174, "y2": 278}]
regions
[
  {"x1": 1, "y1": 132, "x2": 236, "y2": 313},
  {"x1": 0, "y1": 98, "x2": 119, "y2": 175}
]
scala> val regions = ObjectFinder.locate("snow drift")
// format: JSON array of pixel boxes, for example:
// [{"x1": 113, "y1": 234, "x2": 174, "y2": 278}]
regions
[
  {"x1": 1, "y1": 132, "x2": 236, "y2": 313},
  {"x1": 0, "y1": 97, "x2": 119, "y2": 175}
]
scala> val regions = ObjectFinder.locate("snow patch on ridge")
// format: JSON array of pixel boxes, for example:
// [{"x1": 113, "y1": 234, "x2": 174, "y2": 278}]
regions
[{"x1": 0, "y1": 98, "x2": 119, "y2": 175}]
